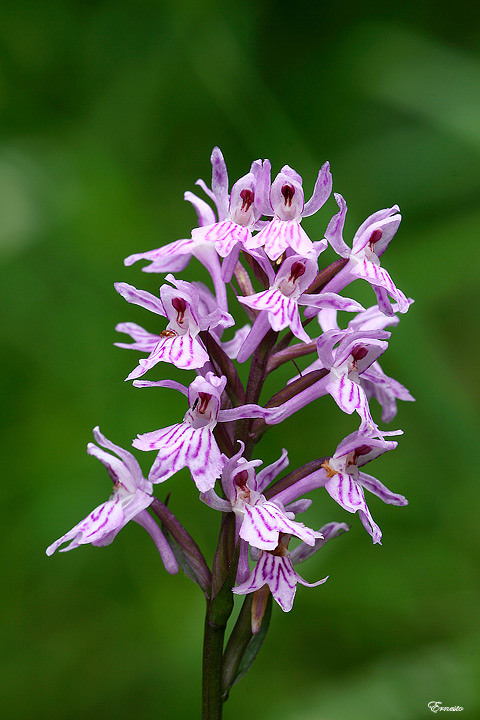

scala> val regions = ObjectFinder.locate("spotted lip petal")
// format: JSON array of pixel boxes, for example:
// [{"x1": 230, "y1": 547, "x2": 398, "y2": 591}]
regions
[
  {"x1": 125, "y1": 333, "x2": 209, "y2": 379},
  {"x1": 239, "y1": 501, "x2": 321, "y2": 551},
  {"x1": 239, "y1": 288, "x2": 310, "y2": 343},
  {"x1": 324, "y1": 472, "x2": 382, "y2": 544},
  {"x1": 233, "y1": 552, "x2": 328, "y2": 612},
  {"x1": 134, "y1": 422, "x2": 224, "y2": 493},
  {"x1": 326, "y1": 372, "x2": 365, "y2": 416},
  {"x1": 192, "y1": 220, "x2": 251, "y2": 258},
  {"x1": 247, "y1": 218, "x2": 314, "y2": 261},
  {"x1": 350, "y1": 258, "x2": 410, "y2": 314}
]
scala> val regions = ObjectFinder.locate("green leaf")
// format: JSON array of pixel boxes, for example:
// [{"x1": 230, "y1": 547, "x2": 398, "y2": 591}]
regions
[{"x1": 233, "y1": 593, "x2": 273, "y2": 687}]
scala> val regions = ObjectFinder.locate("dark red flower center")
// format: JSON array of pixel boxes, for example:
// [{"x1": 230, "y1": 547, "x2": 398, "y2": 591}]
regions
[
  {"x1": 240, "y1": 188, "x2": 254, "y2": 212},
  {"x1": 234, "y1": 469, "x2": 249, "y2": 489},
  {"x1": 172, "y1": 296, "x2": 187, "y2": 324},
  {"x1": 288, "y1": 261, "x2": 306, "y2": 284},
  {"x1": 369, "y1": 229, "x2": 383, "y2": 246},
  {"x1": 354, "y1": 444, "x2": 372, "y2": 458},
  {"x1": 352, "y1": 345, "x2": 368, "y2": 362},
  {"x1": 197, "y1": 392, "x2": 212, "y2": 414},
  {"x1": 281, "y1": 183, "x2": 295, "y2": 207}
]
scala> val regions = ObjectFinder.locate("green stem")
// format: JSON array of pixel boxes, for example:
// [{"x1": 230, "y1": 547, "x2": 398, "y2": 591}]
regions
[
  {"x1": 202, "y1": 516, "x2": 238, "y2": 719},
  {"x1": 202, "y1": 603, "x2": 227, "y2": 720}
]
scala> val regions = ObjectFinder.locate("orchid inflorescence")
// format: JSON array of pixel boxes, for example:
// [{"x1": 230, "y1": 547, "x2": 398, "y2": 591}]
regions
[{"x1": 47, "y1": 147, "x2": 413, "y2": 714}]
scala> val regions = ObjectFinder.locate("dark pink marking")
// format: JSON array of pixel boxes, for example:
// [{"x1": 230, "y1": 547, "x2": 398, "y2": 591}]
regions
[
  {"x1": 288, "y1": 261, "x2": 306, "y2": 284},
  {"x1": 348, "y1": 379, "x2": 355, "y2": 403},
  {"x1": 352, "y1": 345, "x2": 368, "y2": 362},
  {"x1": 85, "y1": 502, "x2": 116, "y2": 538},
  {"x1": 172, "y1": 297, "x2": 187, "y2": 325},
  {"x1": 240, "y1": 188, "x2": 254, "y2": 212},
  {"x1": 281, "y1": 184, "x2": 295, "y2": 207},
  {"x1": 197, "y1": 392, "x2": 212, "y2": 414},
  {"x1": 235, "y1": 470, "x2": 249, "y2": 488},
  {"x1": 355, "y1": 444, "x2": 372, "y2": 457},
  {"x1": 189, "y1": 427, "x2": 204, "y2": 461},
  {"x1": 369, "y1": 229, "x2": 383, "y2": 246}
]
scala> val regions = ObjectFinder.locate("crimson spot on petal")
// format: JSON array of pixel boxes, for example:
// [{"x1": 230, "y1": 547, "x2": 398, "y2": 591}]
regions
[{"x1": 281, "y1": 184, "x2": 295, "y2": 207}]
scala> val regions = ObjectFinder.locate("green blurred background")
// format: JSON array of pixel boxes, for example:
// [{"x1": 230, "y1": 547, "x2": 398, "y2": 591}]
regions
[{"x1": 1, "y1": 1, "x2": 479, "y2": 718}]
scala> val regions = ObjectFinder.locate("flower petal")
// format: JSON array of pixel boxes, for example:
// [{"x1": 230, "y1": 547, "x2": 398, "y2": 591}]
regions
[
  {"x1": 239, "y1": 501, "x2": 319, "y2": 551},
  {"x1": 114, "y1": 282, "x2": 166, "y2": 317},
  {"x1": 124, "y1": 238, "x2": 194, "y2": 271},
  {"x1": 186, "y1": 425, "x2": 224, "y2": 492},
  {"x1": 358, "y1": 471, "x2": 408, "y2": 506},
  {"x1": 115, "y1": 322, "x2": 162, "y2": 352},
  {"x1": 325, "y1": 473, "x2": 382, "y2": 544},
  {"x1": 351, "y1": 259, "x2": 409, "y2": 313},
  {"x1": 126, "y1": 334, "x2": 209, "y2": 379},
  {"x1": 325, "y1": 471, "x2": 367, "y2": 514},
  {"x1": 290, "y1": 521, "x2": 350, "y2": 564},
  {"x1": 324, "y1": 193, "x2": 351, "y2": 257},
  {"x1": 233, "y1": 553, "x2": 298, "y2": 612},
  {"x1": 210, "y1": 146, "x2": 229, "y2": 218},
  {"x1": 256, "y1": 449, "x2": 289, "y2": 493},
  {"x1": 46, "y1": 499, "x2": 125, "y2": 555},
  {"x1": 299, "y1": 292, "x2": 365, "y2": 314},
  {"x1": 326, "y1": 374, "x2": 364, "y2": 415},
  {"x1": 132, "y1": 509, "x2": 179, "y2": 574},
  {"x1": 184, "y1": 190, "x2": 216, "y2": 227},
  {"x1": 302, "y1": 161, "x2": 332, "y2": 217}
]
